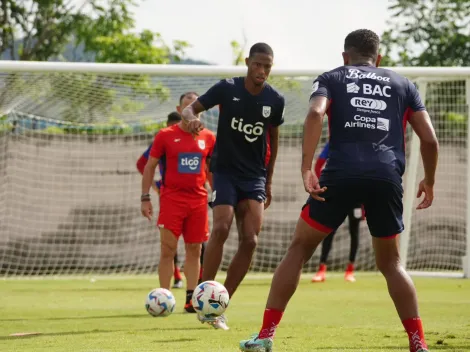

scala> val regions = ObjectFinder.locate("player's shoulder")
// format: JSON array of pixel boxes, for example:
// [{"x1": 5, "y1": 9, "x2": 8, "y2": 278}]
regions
[
  {"x1": 264, "y1": 82, "x2": 285, "y2": 105},
  {"x1": 156, "y1": 124, "x2": 178, "y2": 138}
]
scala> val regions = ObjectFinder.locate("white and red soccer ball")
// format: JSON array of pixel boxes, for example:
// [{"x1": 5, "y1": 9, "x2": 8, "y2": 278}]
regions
[
  {"x1": 145, "y1": 288, "x2": 176, "y2": 317},
  {"x1": 192, "y1": 280, "x2": 230, "y2": 318}
]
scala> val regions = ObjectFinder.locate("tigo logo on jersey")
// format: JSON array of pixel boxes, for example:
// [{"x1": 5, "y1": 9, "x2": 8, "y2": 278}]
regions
[
  {"x1": 178, "y1": 153, "x2": 202, "y2": 174},
  {"x1": 345, "y1": 69, "x2": 391, "y2": 82},
  {"x1": 231, "y1": 118, "x2": 264, "y2": 143},
  {"x1": 346, "y1": 82, "x2": 360, "y2": 93},
  {"x1": 262, "y1": 106, "x2": 271, "y2": 118},
  {"x1": 350, "y1": 97, "x2": 387, "y2": 111}
]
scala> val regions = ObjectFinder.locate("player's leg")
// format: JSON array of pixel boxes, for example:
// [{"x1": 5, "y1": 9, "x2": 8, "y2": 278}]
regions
[
  {"x1": 311, "y1": 230, "x2": 336, "y2": 282},
  {"x1": 173, "y1": 250, "x2": 183, "y2": 289},
  {"x1": 240, "y1": 183, "x2": 350, "y2": 351},
  {"x1": 223, "y1": 199, "x2": 263, "y2": 298},
  {"x1": 201, "y1": 173, "x2": 237, "y2": 283},
  {"x1": 198, "y1": 241, "x2": 206, "y2": 285},
  {"x1": 182, "y1": 200, "x2": 208, "y2": 313},
  {"x1": 158, "y1": 228, "x2": 179, "y2": 289},
  {"x1": 365, "y1": 180, "x2": 428, "y2": 352},
  {"x1": 345, "y1": 206, "x2": 361, "y2": 282},
  {"x1": 157, "y1": 195, "x2": 184, "y2": 290}
]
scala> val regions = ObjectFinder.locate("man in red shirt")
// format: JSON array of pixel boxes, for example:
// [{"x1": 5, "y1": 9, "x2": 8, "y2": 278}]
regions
[{"x1": 141, "y1": 106, "x2": 216, "y2": 313}]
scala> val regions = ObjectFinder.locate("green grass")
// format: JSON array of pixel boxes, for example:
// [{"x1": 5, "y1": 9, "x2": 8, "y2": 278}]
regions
[{"x1": 1, "y1": 274, "x2": 469, "y2": 351}]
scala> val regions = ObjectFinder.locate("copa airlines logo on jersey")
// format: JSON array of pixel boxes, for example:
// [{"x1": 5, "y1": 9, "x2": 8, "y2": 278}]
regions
[
  {"x1": 345, "y1": 115, "x2": 390, "y2": 131},
  {"x1": 231, "y1": 118, "x2": 263, "y2": 143},
  {"x1": 345, "y1": 69, "x2": 391, "y2": 82},
  {"x1": 178, "y1": 153, "x2": 202, "y2": 174}
]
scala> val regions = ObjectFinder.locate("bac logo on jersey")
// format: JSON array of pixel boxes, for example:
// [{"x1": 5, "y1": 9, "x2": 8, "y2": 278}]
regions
[
  {"x1": 198, "y1": 140, "x2": 206, "y2": 150},
  {"x1": 178, "y1": 153, "x2": 202, "y2": 174},
  {"x1": 262, "y1": 106, "x2": 271, "y2": 118}
]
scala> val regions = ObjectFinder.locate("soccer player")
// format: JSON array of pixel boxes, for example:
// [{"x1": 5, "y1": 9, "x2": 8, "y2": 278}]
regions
[
  {"x1": 137, "y1": 110, "x2": 199, "y2": 289},
  {"x1": 182, "y1": 42, "x2": 285, "y2": 330},
  {"x1": 141, "y1": 94, "x2": 216, "y2": 314},
  {"x1": 240, "y1": 29, "x2": 438, "y2": 352},
  {"x1": 311, "y1": 141, "x2": 363, "y2": 283}
]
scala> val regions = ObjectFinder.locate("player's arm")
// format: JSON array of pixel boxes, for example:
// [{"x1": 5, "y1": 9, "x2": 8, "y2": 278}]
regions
[
  {"x1": 141, "y1": 132, "x2": 165, "y2": 220},
  {"x1": 136, "y1": 143, "x2": 160, "y2": 195},
  {"x1": 407, "y1": 80, "x2": 439, "y2": 209},
  {"x1": 302, "y1": 96, "x2": 329, "y2": 173},
  {"x1": 408, "y1": 110, "x2": 439, "y2": 208},
  {"x1": 182, "y1": 80, "x2": 226, "y2": 134},
  {"x1": 266, "y1": 126, "x2": 280, "y2": 186}
]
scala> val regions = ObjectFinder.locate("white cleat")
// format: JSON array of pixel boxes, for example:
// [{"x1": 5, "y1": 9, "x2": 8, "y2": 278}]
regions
[{"x1": 197, "y1": 313, "x2": 230, "y2": 330}]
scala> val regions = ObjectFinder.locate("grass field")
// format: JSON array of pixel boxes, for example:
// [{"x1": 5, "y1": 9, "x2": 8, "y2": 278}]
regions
[{"x1": 1, "y1": 274, "x2": 469, "y2": 352}]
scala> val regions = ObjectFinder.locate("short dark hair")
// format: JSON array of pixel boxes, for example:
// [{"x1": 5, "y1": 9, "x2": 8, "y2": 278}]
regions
[
  {"x1": 344, "y1": 29, "x2": 380, "y2": 60},
  {"x1": 179, "y1": 91, "x2": 199, "y2": 105},
  {"x1": 167, "y1": 111, "x2": 181, "y2": 123},
  {"x1": 249, "y1": 42, "x2": 274, "y2": 58}
]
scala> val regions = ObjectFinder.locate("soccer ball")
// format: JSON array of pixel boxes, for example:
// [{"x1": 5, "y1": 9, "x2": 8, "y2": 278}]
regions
[
  {"x1": 145, "y1": 288, "x2": 176, "y2": 317},
  {"x1": 192, "y1": 280, "x2": 230, "y2": 318}
]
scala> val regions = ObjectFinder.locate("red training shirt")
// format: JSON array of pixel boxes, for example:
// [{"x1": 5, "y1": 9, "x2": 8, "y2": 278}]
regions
[{"x1": 149, "y1": 124, "x2": 215, "y2": 199}]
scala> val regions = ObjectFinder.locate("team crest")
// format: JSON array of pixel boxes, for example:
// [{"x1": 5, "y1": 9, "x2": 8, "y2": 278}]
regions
[
  {"x1": 262, "y1": 106, "x2": 271, "y2": 118},
  {"x1": 198, "y1": 140, "x2": 206, "y2": 150}
]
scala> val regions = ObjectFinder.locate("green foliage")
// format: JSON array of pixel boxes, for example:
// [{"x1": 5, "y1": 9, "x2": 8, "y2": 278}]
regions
[
  {"x1": 381, "y1": 0, "x2": 470, "y2": 67},
  {"x1": 381, "y1": 1, "x2": 470, "y2": 144},
  {"x1": 0, "y1": 0, "x2": 189, "y2": 123}
]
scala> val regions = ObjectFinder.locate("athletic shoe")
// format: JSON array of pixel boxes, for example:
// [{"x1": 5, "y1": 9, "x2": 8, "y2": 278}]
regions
[{"x1": 239, "y1": 333, "x2": 273, "y2": 351}]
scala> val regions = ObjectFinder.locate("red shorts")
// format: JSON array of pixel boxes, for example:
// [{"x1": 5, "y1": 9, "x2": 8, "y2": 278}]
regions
[{"x1": 157, "y1": 193, "x2": 209, "y2": 243}]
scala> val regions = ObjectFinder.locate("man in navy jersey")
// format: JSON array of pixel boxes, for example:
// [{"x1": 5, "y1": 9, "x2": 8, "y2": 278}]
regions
[
  {"x1": 183, "y1": 42, "x2": 285, "y2": 330},
  {"x1": 240, "y1": 29, "x2": 438, "y2": 352}
]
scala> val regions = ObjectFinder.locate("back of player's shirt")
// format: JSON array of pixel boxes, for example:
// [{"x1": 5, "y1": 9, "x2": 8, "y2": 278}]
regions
[
  {"x1": 310, "y1": 64, "x2": 426, "y2": 187},
  {"x1": 197, "y1": 77, "x2": 285, "y2": 179}
]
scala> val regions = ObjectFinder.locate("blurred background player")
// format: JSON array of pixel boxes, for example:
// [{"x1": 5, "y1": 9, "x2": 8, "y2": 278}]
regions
[
  {"x1": 137, "y1": 109, "x2": 204, "y2": 289},
  {"x1": 311, "y1": 141, "x2": 363, "y2": 283},
  {"x1": 183, "y1": 42, "x2": 285, "y2": 330},
  {"x1": 240, "y1": 29, "x2": 438, "y2": 352},
  {"x1": 140, "y1": 92, "x2": 216, "y2": 313}
]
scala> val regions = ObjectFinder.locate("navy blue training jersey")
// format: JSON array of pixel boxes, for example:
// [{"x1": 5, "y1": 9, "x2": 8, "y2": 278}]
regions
[
  {"x1": 197, "y1": 77, "x2": 285, "y2": 178},
  {"x1": 310, "y1": 65, "x2": 426, "y2": 187}
]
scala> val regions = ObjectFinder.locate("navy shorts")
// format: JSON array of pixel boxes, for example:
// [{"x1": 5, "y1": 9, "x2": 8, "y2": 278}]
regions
[
  {"x1": 211, "y1": 173, "x2": 266, "y2": 207},
  {"x1": 301, "y1": 178, "x2": 403, "y2": 238}
]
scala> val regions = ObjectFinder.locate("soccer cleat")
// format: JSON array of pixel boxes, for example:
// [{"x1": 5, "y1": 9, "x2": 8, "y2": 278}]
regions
[
  {"x1": 184, "y1": 302, "x2": 196, "y2": 313},
  {"x1": 344, "y1": 263, "x2": 356, "y2": 282},
  {"x1": 197, "y1": 313, "x2": 229, "y2": 330},
  {"x1": 172, "y1": 279, "x2": 183, "y2": 289},
  {"x1": 311, "y1": 264, "x2": 327, "y2": 282},
  {"x1": 416, "y1": 350, "x2": 429, "y2": 352},
  {"x1": 239, "y1": 333, "x2": 273, "y2": 351}
]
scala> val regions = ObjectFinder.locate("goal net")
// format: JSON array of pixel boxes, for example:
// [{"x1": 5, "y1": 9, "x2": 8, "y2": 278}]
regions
[{"x1": 0, "y1": 62, "x2": 468, "y2": 278}]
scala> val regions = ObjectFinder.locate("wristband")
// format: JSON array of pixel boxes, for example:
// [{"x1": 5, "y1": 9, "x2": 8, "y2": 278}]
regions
[{"x1": 141, "y1": 193, "x2": 151, "y2": 202}]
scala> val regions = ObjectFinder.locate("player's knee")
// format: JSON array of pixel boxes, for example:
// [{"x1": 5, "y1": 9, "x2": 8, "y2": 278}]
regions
[
  {"x1": 160, "y1": 242, "x2": 177, "y2": 260},
  {"x1": 185, "y1": 243, "x2": 201, "y2": 259},
  {"x1": 376, "y1": 255, "x2": 401, "y2": 276},
  {"x1": 239, "y1": 234, "x2": 258, "y2": 252},
  {"x1": 211, "y1": 222, "x2": 231, "y2": 243}
]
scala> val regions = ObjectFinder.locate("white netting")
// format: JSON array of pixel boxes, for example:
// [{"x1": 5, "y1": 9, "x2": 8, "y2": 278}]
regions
[
  {"x1": 0, "y1": 64, "x2": 468, "y2": 276},
  {"x1": 404, "y1": 80, "x2": 468, "y2": 273}
]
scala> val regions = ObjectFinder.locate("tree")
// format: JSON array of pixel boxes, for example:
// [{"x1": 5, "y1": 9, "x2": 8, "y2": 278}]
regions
[
  {"x1": 381, "y1": 0, "x2": 470, "y2": 67},
  {"x1": 0, "y1": 0, "x2": 189, "y2": 123},
  {"x1": 380, "y1": 0, "x2": 470, "y2": 145}
]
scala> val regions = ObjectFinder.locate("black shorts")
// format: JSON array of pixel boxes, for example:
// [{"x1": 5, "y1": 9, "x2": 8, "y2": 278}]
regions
[
  {"x1": 300, "y1": 178, "x2": 403, "y2": 238},
  {"x1": 211, "y1": 172, "x2": 266, "y2": 207}
]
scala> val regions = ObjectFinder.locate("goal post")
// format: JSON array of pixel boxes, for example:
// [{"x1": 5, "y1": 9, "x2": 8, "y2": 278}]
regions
[{"x1": 0, "y1": 61, "x2": 469, "y2": 278}]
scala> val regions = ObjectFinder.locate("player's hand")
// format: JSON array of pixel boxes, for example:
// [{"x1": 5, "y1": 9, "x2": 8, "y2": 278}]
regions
[
  {"x1": 302, "y1": 169, "x2": 327, "y2": 201},
  {"x1": 141, "y1": 200, "x2": 153, "y2": 221},
  {"x1": 187, "y1": 119, "x2": 204, "y2": 136},
  {"x1": 264, "y1": 183, "x2": 272, "y2": 210},
  {"x1": 416, "y1": 179, "x2": 434, "y2": 210}
]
